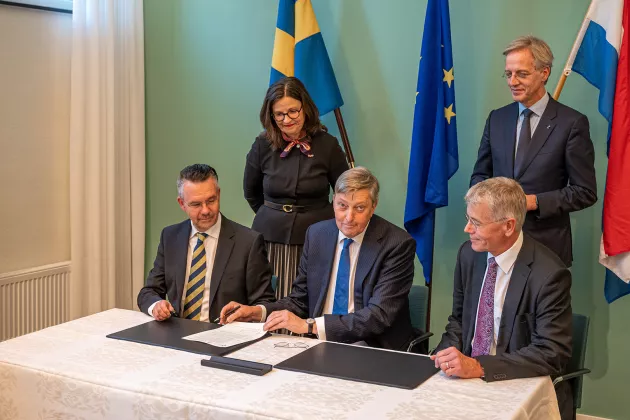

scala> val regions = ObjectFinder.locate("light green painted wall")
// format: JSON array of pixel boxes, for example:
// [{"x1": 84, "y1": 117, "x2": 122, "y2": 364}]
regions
[{"x1": 144, "y1": 1, "x2": 627, "y2": 418}]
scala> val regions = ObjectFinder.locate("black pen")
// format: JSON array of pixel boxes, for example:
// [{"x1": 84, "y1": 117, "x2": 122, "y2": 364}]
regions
[
  {"x1": 170, "y1": 310, "x2": 179, "y2": 318},
  {"x1": 213, "y1": 305, "x2": 241, "y2": 323}
]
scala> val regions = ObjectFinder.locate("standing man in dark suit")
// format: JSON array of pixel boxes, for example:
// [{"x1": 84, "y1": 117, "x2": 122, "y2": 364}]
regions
[
  {"x1": 137, "y1": 164, "x2": 275, "y2": 322},
  {"x1": 471, "y1": 35, "x2": 597, "y2": 267},
  {"x1": 431, "y1": 177, "x2": 573, "y2": 419},
  {"x1": 222, "y1": 167, "x2": 416, "y2": 351}
]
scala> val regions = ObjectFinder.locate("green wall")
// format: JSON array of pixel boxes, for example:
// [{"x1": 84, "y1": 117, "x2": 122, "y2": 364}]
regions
[{"x1": 144, "y1": 1, "x2": 626, "y2": 418}]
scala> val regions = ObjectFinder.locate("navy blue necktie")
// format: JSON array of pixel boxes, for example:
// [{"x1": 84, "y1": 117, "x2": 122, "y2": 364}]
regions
[
  {"x1": 332, "y1": 238, "x2": 353, "y2": 315},
  {"x1": 514, "y1": 108, "x2": 533, "y2": 177}
]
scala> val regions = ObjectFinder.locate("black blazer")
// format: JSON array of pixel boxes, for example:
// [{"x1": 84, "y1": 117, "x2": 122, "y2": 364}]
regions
[
  {"x1": 137, "y1": 215, "x2": 275, "y2": 321},
  {"x1": 243, "y1": 130, "x2": 349, "y2": 245},
  {"x1": 435, "y1": 234, "x2": 573, "y2": 418},
  {"x1": 263, "y1": 215, "x2": 416, "y2": 351},
  {"x1": 470, "y1": 95, "x2": 597, "y2": 266}
]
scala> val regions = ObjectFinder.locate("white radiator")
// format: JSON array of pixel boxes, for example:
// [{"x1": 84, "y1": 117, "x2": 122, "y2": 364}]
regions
[{"x1": 0, "y1": 261, "x2": 70, "y2": 342}]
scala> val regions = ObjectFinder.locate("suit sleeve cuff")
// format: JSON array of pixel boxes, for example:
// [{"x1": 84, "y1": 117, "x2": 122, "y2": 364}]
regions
[
  {"x1": 257, "y1": 305, "x2": 267, "y2": 322},
  {"x1": 315, "y1": 316, "x2": 326, "y2": 341}
]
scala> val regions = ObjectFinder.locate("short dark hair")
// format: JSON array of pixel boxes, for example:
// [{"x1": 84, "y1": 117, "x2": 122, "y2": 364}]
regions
[
  {"x1": 177, "y1": 164, "x2": 218, "y2": 198},
  {"x1": 259, "y1": 77, "x2": 326, "y2": 150}
]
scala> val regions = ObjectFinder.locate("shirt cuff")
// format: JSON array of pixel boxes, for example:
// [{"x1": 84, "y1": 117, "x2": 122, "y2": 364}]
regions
[
  {"x1": 257, "y1": 305, "x2": 267, "y2": 322},
  {"x1": 147, "y1": 301, "x2": 158, "y2": 318},
  {"x1": 315, "y1": 316, "x2": 326, "y2": 341}
]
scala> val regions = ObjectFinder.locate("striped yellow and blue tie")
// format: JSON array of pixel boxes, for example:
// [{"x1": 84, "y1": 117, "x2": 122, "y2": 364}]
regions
[{"x1": 183, "y1": 232, "x2": 208, "y2": 320}]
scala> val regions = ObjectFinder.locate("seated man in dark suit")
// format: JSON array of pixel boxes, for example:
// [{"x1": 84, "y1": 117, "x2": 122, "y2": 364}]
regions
[
  {"x1": 431, "y1": 177, "x2": 573, "y2": 419},
  {"x1": 221, "y1": 167, "x2": 416, "y2": 351},
  {"x1": 137, "y1": 164, "x2": 275, "y2": 322}
]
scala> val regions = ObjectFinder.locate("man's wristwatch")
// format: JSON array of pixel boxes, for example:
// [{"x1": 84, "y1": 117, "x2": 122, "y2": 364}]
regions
[{"x1": 306, "y1": 318, "x2": 315, "y2": 335}]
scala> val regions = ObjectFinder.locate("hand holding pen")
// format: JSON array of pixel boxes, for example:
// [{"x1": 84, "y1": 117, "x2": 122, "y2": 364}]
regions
[
  {"x1": 214, "y1": 305, "x2": 241, "y2": 324},
  {"x1": 218, "y1": 302, "x2": 265, "y2": 324}
]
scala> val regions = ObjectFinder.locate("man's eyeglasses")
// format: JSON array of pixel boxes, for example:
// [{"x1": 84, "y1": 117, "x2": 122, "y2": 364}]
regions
[
  {"x1": 502, "y1": 70, "x2": 534, "y2": 81},
  {"x1": 274, "y1": 341, "x2": 309, "y2": 349},
  {"x1": 465, "y1": 214, "x2": 507, "y2": 229},
  {"x1": 273, "y1": 107, "x2": 303, "y2": 122}
]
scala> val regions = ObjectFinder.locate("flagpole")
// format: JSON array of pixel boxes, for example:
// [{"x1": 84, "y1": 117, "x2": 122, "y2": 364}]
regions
[
  {"x1": 553, "y1": 2, "x2": 594, "y2": 100},
  {"x1": 333, "y1": 108, "x2": 355, "y2": 168},
  {"x1": 425, "y1": 215, "x2": 434, "y2": 333}
]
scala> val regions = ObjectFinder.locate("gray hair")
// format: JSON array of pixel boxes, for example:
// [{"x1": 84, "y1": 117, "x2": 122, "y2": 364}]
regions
[
  {"x1": 177, "y1": 164, "x2": 219, "y2": 198},
  {"x1": 465, "y1": 177, "x2": 526, "y2": 230},
  {"x1": 503, "y1": 36, "x2": 554, "y2": 83},
  {"x1": 334, "y1": 167, "x2": 380, "y2": 203}
]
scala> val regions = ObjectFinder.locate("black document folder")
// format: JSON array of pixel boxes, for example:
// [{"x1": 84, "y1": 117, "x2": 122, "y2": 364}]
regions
[
  {"x1": 274, "y1": 342, "x2": 439, "y2": 389},
  {"x1": 106, "y1": 316, "x2": 268, "y2": 357}
]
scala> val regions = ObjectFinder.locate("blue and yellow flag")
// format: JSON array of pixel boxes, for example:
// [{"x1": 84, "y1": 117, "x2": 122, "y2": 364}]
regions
[
  {"x1": 404, "y1": 0, "x2": 458, "y2": 285},
  {"x1": 270, "y1": 0, "x2": 343, "y2": 115}
]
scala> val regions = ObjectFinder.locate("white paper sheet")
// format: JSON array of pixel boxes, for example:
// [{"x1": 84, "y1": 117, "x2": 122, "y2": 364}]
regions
[{"x1": 182, "y1": 322, "x2": 267, "y2": 347}]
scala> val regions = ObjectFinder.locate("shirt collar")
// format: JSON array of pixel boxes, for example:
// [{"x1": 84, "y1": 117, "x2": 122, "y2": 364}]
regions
[
  {"x1": 190, "y1": 213, "x2": 222, "y2": 240},
  {"x1": 337, "y1": 221, "x2": 369, "y2": 246},
  {"x1": 518, "y1": 91, "x2": 549, "y2": 117},
  {"x1": 488, "y1": 230, "x2": 523, "y2": 274}
]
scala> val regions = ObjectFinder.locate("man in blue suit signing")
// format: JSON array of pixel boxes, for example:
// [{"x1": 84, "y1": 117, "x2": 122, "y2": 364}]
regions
[{"x1": 221, "y1": 167, "x2": 416, "y2": 351}]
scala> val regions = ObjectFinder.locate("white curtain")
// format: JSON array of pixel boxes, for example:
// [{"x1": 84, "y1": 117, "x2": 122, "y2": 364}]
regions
[{"x1": 69, "y1": 0, "x2": 145, "y2": 319}]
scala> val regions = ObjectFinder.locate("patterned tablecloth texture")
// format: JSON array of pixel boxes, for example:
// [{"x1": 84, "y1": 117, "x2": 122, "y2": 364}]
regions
[{"x1": 0, "y1": 309, "x2": 560, "y2": 420}]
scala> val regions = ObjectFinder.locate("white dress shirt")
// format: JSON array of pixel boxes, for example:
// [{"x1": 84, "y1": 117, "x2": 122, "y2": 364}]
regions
[
  {"x1": 472, "y1": 231, "x2": 524, "y2": 355},
  {"x1": 515, "y1": 91, "x2": 550, "y2": 158},
  {"x1": 315, "y1": 227, "x2": 367, "y2": 341},
  {"x1": 148, "y1": 214, "x2": 221, "y2": 322}
]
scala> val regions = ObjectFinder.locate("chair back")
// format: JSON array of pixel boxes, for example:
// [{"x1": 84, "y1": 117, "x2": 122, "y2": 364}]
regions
[
  {"x1": 408, "y1": 284, "x2": 429, "y2": 331},
  {"x1": 271, "y1": 275, "x2": 278, "y2": 293},
  {"x1": 570, "y1": 313, "x2": 590, "y2": 409}
]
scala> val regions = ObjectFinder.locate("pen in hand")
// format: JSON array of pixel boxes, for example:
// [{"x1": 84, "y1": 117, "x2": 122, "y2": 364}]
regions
[{"x1": 213, "y1": 305, "x2": 241, "y2": 324}]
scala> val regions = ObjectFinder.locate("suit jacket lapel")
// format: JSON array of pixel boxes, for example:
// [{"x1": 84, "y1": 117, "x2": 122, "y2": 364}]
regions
[
  {"x1": 208, "y1": 215, "x2": 234, "y2": 311},
  {"x1": 497, "y1": 235, "x2": 533, "y2": 353},
  {"x1": 313, "y1": 221, "x2": 340, "y2": 316},
  {"x1": 174, "y1": 221, "x2": 192, "y2": 314},
  {"x1": 504, "y1": 103, "x2": 520, "y2": 176},
  {"x1": 515, "y1": 95, "x2": 558, "y2": 179},
  {"x1": 465, "y1": 251, "x2": 488, "y2": 354},
  {"x1": 353, "y1": 216, "x2": 383, "y2": 307}
]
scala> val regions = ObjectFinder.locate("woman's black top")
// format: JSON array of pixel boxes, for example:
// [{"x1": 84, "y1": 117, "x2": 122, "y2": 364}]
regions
[{"x1": 243, "y1": 130, "x2": 349, "y2": 244}]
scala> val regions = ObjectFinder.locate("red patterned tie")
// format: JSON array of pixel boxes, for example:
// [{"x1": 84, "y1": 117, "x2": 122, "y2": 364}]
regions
[{"x1": 471, "y1": 257, "x2": 498, "y2": 357}]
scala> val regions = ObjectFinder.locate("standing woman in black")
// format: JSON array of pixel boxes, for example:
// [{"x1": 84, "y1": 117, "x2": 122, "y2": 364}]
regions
[{"x1": 244, "y1": 77, "x2": 349, "y2": 299}]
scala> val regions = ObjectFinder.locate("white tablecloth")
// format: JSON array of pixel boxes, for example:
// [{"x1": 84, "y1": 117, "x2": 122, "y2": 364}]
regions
[{"x1": 0, "y1": 309, "x2": 560, "y2": 420}]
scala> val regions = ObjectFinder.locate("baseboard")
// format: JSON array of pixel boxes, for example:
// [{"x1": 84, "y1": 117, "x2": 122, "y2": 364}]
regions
[{"x1": 577, "y1": 414, "x2": 612, "y2": 420}]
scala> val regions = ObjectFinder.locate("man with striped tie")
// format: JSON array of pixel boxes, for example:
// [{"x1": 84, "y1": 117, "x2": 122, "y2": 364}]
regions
[
  {"x1": 221, "y1": 167, "x2": 416, "y2": 351},
  {"x1": 431, "y1": 177, "x2": 573, "y2": 419},
  {"x1": 137, "y1": 164, "x2": 275, "y2": 323}
]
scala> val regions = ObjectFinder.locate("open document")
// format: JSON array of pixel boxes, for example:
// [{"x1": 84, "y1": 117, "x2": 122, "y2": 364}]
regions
[{"x1": 182, "y1": 322, "x2": 267, "y2": 348}]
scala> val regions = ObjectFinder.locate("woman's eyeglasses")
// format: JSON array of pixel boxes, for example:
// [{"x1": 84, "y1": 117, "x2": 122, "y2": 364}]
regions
[{"x1": 273, "y1": 107, "x2": 303, "y2": 122}]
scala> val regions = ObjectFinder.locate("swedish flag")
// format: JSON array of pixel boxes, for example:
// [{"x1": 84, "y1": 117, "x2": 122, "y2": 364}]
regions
[{"x1": 271, "y1": 0, "x2": 343, "y2": 115}]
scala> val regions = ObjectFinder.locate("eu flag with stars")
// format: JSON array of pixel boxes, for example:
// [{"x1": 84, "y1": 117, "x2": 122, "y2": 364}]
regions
[
  {"x1": 404, "y1": 0, "x2": 458, "y2": 285},
  {"x1": 270, "y1": 0, "x2": 343, "y2": 116}
]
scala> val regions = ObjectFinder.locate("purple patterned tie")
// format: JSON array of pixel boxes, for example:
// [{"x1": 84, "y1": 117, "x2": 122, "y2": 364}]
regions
[{"x1": 471, "y1": 257, "x2": 498, "y2": 357}]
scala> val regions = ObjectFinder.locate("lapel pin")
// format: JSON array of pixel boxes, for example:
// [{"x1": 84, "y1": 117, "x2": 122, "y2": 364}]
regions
[{"x1": 547, "y1": 125, "x2": 551, "y2": 129}]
